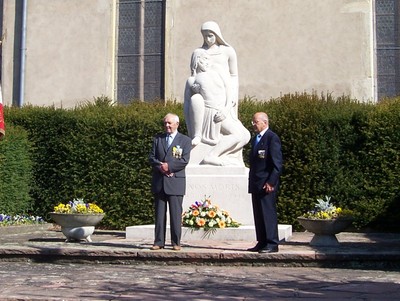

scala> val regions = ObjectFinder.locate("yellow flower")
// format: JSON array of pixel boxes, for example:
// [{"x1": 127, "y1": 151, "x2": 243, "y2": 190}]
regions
[
  {"x1": 192, "y1": 209, "x2": 199, "y2": 217},
  {"x1": 88, "y1": 203, "x2": 103, "y2": 213},
  {"x1": 53, "y1": 199, "x2": 103, "y2": 214},
  {"x1": 75, "y1": 204, "x2": 87, "y2": 213},
  {"x1": 208, "y1": 210, "x2": 216, "y2": 218},
  {"x1": 218, "y1": 220, "x2": 226, "y2": 228},
  {"x1": 54, "y1": 203, "x2": 72, "y2": 213},
  {"x1": 196, "y1": 218, "x2": 206, "y2": 227}
]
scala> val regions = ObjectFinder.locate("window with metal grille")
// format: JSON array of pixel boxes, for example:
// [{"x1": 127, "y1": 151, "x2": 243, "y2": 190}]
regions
[
  {"x1": 376, "y1": 0, "x2": 400, "y2": 99},
  {"x1": 116, "y1": 0, "x2": 165, "y2": 104}
]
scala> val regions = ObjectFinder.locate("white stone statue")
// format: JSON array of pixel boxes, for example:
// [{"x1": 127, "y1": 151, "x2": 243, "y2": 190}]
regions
[{"x1": 184, "y1": 21, "x2": 250, "y2": 166}]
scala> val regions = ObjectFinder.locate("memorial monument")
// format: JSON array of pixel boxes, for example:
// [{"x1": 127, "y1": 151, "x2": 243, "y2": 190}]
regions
[
  {"x1": 126, "y1": 22, "x2": 291, "y2": 242},
  {"x1": 183, "y1": 21, "x2": 253, "y2": 226}
]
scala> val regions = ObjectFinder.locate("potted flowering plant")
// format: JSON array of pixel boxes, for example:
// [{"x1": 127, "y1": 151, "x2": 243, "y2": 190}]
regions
[
  {"x1": 50, "y1": 198, "x2": 105, "y2": 242},
  {"x1": 297, "y1": 196, "x2": 353, "y2": 246},
  {"x1": 182, "y1": 197, "x2": 240, "y2": 238}
]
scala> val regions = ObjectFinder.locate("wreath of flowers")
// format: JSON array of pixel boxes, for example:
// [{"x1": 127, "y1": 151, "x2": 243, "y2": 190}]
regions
[{"x1": 182, "y1": 197, "x2": 240, "y2": 231}]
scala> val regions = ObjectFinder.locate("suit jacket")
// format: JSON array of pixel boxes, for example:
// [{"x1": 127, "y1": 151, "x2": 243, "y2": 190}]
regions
[
  {"x1": 149, "y1": 132, "x2": 192, "y2": 195},
  {"x1": 248, "y1": 128, "x2": 283, "y2": 193}
]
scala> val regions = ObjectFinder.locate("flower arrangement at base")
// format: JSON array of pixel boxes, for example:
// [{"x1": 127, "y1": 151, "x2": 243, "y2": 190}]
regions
[
  {"x1": 53, "y1": 198, "x2": 104, "y2": 214},
  {"x1": 301, "y1": 196, "x2": 353, "y2": 220},
  {"x1": 182, "y1": 197, "x2": 240, "y2": 237}
]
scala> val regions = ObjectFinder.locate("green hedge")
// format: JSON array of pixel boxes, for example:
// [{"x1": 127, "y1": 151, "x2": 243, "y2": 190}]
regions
[
  {"x1": 0, "y1": 125, "x2": 33, "y2": 214},
  {"x1": 3, "y1": 94, "x2": 400, "y2": 231},
  {"x1": 5, "y1": 99, "x2": 186, "y2": 229},
  {"x1": 239, "y1": 94, "x2": 399, "y2": 231}
]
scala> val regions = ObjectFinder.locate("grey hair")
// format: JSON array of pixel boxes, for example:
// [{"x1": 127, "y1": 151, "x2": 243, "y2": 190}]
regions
[
  {"x1": 164, "y1": 113, "x2": 179, "y2": 123},
  {"x1": 261, "y1": 113, "x2": 269, "y2": 123},
  {"x1": 254, "y1": 112, "x2": 269, "y2": 123}
]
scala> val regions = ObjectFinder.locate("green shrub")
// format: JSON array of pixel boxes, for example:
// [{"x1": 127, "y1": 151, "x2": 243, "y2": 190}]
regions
[
  {"x1": 4, "y1": 94, "x2": 400, "y2": 232},
  {"x1": 357, "y1": 98, "x2": 400, "y2": 231},
  {"x1": 239, "y1": 93, "x2": 398, "y2": 231},
  {"x1": 6, "y1": 100, "x2": 186, "y2": 229},
  {"x1": 0, "y1": 125, "x2": 33, "y2": 214}
]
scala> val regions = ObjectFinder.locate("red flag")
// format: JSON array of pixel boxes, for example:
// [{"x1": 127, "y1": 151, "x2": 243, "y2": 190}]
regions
[{"x1": 0, "y1": 85, "x2": 5, "y2": 139}]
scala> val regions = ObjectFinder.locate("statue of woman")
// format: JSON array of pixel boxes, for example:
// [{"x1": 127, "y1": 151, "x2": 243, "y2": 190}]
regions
[
  {"x1": 184, "y1": 48, "x2": 250, "y2": 166},
  {"x1": 199, "y1": 21, "x2": 239, "y2": 110},
  {"x1": 184, "y1": 21, "x2": 239, "y2": 147}
]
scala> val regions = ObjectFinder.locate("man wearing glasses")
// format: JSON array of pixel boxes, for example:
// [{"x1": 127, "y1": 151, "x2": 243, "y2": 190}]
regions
[{"x1": 247, "y1": 112, "x2": 283, "y2": 253}]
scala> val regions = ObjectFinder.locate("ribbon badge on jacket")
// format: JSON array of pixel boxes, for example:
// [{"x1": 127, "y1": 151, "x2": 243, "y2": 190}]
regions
[{"x1": 172, "y1": 145, "x2": 183, "y2": 159}]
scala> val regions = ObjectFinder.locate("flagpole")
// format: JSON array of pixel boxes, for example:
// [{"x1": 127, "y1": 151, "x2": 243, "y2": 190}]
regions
[
  {"x1": 0, "y1": 83, "x2": 5, "y2": 138},
  {"x1": 0, "y1": 12, "x2": 5, "y2": 138}
]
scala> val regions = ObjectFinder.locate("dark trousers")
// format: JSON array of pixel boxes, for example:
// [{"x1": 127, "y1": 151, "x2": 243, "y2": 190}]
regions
[
  {"x1": 251, "y1": 190, "x2": 279, "y2": 248},
  {"x1": 154, "y1": 192, "x2": 183, "y2": 247}
]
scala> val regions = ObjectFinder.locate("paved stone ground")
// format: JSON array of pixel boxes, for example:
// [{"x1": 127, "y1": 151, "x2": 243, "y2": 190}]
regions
[
  {"x1": 0, "y1": 262, "x2": 399, "y2": 300},
  {"x1": 0, "y1": 225, "x2": 399, "y2": 300}
]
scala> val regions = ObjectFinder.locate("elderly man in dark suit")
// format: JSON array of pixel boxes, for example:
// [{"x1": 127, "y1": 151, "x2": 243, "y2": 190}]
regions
[
  {"x1": 149, "y1": 113, "x2": 192, "y2": 251},
  {"x1": 248, "y1": 112, "x2": 283, "y2": 253}
]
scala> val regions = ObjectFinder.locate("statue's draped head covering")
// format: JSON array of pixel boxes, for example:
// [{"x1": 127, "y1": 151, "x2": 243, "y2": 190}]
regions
[{"x1": 201, "y1": 21, "x2": 230, "y2": 47}]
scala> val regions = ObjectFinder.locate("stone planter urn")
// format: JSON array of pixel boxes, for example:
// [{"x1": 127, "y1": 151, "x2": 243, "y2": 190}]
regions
[
  {"x1": 50, "y1": 213, "x2": 105, "y2": 242},
  {"x1": 297, "y1": 216, "x2": 353, "y2": 246}
]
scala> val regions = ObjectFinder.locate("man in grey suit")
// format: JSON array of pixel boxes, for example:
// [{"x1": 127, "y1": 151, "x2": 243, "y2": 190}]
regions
[{"x1": 149, "y1": 113, "x2": 192, "y2": 251}]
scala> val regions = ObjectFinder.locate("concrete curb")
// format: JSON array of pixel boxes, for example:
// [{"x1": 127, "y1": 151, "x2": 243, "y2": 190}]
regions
[{"x1": 0, "y1": 227, "x2": 399, "y2": 268}]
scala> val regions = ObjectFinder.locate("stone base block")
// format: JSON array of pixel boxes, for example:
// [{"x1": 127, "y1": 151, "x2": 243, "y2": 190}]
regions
[
  {"x1": 126, "y1": 224, "x2": 292, "y2": 242},
  {"x1": 185, "y1": 165, "x2": 254, "y2": 225}
]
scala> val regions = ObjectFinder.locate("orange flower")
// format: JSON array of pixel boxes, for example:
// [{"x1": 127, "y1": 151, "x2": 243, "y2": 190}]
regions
[
  {"x1": 208, "y1": 210, "x2": 216, "y2": 218},
  {"x1": 196, "y1": 218, "x2": 206, "y2": 227},
  {"x1": 218, "y1": 220, "x2": 226, "y2": 228},
  {"x1": 192, "y1": 210, "x2": 199, "y2": 217}
]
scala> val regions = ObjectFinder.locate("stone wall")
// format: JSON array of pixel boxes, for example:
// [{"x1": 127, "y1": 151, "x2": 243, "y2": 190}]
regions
[
  {"x1": 1, "y1": 0, "x2": 114, "y2": 107},
  {"x1": 1, "y1": 0, "x2": 376, "y2": 107},
  {"x1": 166, "y1": 0, "x2": 375, "y2": 102}
]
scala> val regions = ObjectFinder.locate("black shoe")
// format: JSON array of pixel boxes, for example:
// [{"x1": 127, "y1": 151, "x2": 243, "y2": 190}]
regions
[
  {"x1": 247, "y1": 243, "x2": 266, "y2": 252},
  {"x1": 258, "y1": 246, "x2": 279, "y2": 253},
  {"x1": 150, "y1": 245, "x2": 164, "y2": 250}
]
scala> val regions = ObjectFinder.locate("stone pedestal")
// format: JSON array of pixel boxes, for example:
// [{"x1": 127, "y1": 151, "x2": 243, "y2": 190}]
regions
[
  {"x1": 185, "y1": 165, "x2": 253, "y2": 226},
  {"x1": 184, "y1": 142, "x2": 253, "y2": 226}
]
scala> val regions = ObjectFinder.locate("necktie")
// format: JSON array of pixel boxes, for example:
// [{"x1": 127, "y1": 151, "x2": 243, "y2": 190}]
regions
[
  {"x1": 255, "y1": 134, "x2": 262, "y2": 145},
  {"x1": 167, "y1": 135, "x2": 173, "y2": 147}
]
